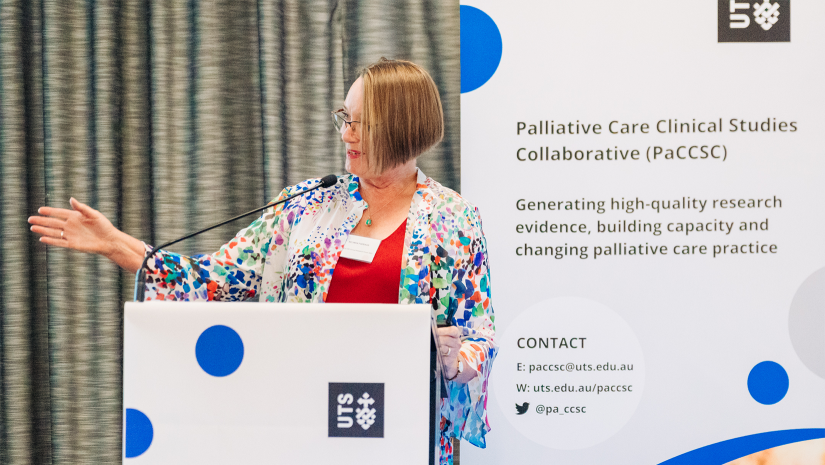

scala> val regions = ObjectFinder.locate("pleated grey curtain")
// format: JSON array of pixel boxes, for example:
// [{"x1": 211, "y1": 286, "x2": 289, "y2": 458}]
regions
[{"x1": 0, "y1": 0, "x2": 460, "y2": 462}]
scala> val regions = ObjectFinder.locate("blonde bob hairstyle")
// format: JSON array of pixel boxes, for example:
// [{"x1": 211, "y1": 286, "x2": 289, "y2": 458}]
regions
[{"x1": 358, "y1": 58, "x2": 445, "y2": 175}]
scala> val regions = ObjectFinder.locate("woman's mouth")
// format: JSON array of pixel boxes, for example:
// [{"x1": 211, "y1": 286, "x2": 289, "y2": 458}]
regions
[{"x1": 347, "y1": 150, "x2": 361, "y2": 158}]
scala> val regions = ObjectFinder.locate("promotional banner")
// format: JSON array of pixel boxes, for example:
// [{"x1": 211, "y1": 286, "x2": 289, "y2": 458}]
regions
[{"x1": 459, "y1": 1, "x2": 825, "y2": 463}]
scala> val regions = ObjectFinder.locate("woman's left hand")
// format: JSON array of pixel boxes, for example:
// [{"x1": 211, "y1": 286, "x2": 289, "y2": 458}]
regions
[{"x1": 436, "y1": 326, "x2": 463, "y2": 379}]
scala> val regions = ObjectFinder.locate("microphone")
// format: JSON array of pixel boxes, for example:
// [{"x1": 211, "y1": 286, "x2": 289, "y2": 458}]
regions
[{"x1": 133, "y1": 174, "x2": 339, "y2": 302}]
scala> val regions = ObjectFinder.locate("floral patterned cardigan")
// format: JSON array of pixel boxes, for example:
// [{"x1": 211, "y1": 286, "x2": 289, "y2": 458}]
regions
[{"x1": 144, "y1": 169, "x2": 497, "y2": 464}]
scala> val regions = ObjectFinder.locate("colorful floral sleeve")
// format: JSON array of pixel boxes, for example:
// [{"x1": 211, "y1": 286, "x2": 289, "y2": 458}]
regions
[
  {"x1": 443, "y1": 204, "x2": 497, "y2": 448},
  {"x1": 144, "y1": 187, "x2": 296, "y2": 301}
]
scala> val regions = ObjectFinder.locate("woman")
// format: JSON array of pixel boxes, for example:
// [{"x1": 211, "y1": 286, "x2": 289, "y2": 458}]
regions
[{"x1": 29, "y1": 58, "x2": 496, "y2": 464}]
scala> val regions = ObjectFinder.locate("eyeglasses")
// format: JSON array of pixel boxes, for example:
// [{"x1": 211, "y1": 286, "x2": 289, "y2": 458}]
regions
[{"x1": 331, "y1": 109, "x2": 360, "y2": 132}]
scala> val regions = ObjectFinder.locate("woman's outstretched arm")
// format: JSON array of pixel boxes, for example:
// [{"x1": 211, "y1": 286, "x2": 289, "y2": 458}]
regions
[{"x1": 28, "y1": 198, "x2": 146, "y2": 273}]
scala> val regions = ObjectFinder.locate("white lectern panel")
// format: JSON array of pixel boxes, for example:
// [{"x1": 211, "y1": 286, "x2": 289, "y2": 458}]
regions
[{"x1": 123, "y1": 302, "x2": 431, "y2": 464}]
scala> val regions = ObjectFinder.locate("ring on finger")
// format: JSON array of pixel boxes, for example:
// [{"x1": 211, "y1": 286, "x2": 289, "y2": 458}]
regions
[
  {"x1": 60, "y1": 230, "x2": 65, "y2": 239},
  {"x1": 441, "y1": 346, "x2": 451, "y2": 356}
]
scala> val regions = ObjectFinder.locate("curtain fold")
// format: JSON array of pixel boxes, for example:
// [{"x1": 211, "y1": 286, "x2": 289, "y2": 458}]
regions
[{"x1": 0, "y1": 0, "x2": 459, "y2": 463}]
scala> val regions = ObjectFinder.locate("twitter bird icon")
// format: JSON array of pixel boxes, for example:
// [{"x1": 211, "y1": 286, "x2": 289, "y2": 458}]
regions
[{"x1": 515, "y1": 402, "x2": 529, "y2": 415}]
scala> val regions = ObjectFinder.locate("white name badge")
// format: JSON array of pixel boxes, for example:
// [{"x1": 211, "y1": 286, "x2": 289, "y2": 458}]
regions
[{"x1": 340, "y1": 235, "x2": 381, "y2": 263}]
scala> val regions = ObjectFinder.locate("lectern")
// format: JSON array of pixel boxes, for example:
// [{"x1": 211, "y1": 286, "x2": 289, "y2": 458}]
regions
[{"x1": 122, "y1": 302, "x2": 444, "y2": 464}]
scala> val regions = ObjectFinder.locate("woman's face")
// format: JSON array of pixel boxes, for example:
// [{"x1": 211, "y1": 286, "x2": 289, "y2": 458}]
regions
[{"x1": 341, "y1": 77, "x2": 366, "y2": 177}]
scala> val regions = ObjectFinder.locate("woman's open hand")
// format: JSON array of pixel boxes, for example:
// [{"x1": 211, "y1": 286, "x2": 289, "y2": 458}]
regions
[
  {"x1": 28, "y1": 198, "x2": 145, "y2": 272},
  {"x1": 29, "y1": 198, "x2": 120, "y2": 255}
]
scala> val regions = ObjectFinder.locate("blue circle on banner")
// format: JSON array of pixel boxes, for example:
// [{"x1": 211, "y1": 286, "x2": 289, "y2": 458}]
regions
[
  {"x1": 460, "y1": 5, "x2": 502, "y2": 93},
  {"x1": 747, "y1": 361, "x2": 789, "y2": 405},
  {"x1": 196, "y1": 325, "x2": 244, "y2": 377},
  {"x1": 124, "y1": 408, "x2": 153, "y2": 458}
]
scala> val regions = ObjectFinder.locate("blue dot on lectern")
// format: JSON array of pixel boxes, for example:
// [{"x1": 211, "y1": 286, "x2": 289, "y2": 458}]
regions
[
  {"x1": 196, "y1": 325, "x2": 244, "y2": 377},
  {"x1": 124, "y1": 408, "x2": 153, "y2": 458},
  {"x1": 460, "y1": 5, "x2": 502, "y2": 93},
  {"x1": 747, "y1": 361, "x2": 789, "y2": 405}
]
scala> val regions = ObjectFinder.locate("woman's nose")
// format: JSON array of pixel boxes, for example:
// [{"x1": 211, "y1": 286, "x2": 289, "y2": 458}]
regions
[{"x1": 341, "y1": 124, "x2": 357, "y2": 143}]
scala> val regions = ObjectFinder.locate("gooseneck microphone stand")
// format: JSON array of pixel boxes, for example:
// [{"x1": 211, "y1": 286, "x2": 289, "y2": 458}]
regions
[{"x1": 133, "y1": 175, "x2": 339, "y2": 302}]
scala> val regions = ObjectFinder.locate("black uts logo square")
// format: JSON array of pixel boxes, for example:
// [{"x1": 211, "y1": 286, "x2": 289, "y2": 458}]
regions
[
  {"x1": 718, "y1": 0, "x2": 790, "y2": 42},
  {"x1": 328, "y1": 383, "x2": 384, "y2": 438}
]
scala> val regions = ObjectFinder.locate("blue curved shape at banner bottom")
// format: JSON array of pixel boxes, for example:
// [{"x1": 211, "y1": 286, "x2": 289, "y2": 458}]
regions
[{"x1": 658, "y1": 428, "x2": 825, "y2": 465}]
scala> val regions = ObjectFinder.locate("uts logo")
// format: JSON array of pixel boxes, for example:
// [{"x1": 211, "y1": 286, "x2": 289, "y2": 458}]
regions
[
  {"x1": 718, "y1": 0, "x2": 790, "y2": 42},
  {"x1": 752, "y1": 0, "x2": 780, "y2": 30},
  {"x1": 328, "y1": 383, "x2": 384, "y2": 438}
]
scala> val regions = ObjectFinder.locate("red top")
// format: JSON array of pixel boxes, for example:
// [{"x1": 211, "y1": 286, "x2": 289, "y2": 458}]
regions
[{"x1": 325, "y1": 220, "x2": 407, "y2": 304}]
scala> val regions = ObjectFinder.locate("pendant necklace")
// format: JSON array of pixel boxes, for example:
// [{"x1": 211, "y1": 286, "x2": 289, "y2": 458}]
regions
[{"x1": 363, "y1": 184, "x2": 409, "y2": 227}]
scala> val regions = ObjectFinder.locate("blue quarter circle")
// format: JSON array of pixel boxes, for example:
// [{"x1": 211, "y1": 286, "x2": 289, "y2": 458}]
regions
[
  {"x1": 747, "y1": 361, "x2": 789, "y2": 405},
  {"x1": 196, "y1": 324, "x2": 245, "y2": 377},
  {"x1": 460, "y1": 5, "x2": 502, "y2": 93},
  {"x1": 124, "y1": 408, "x2": 154, "y2": 458}
]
